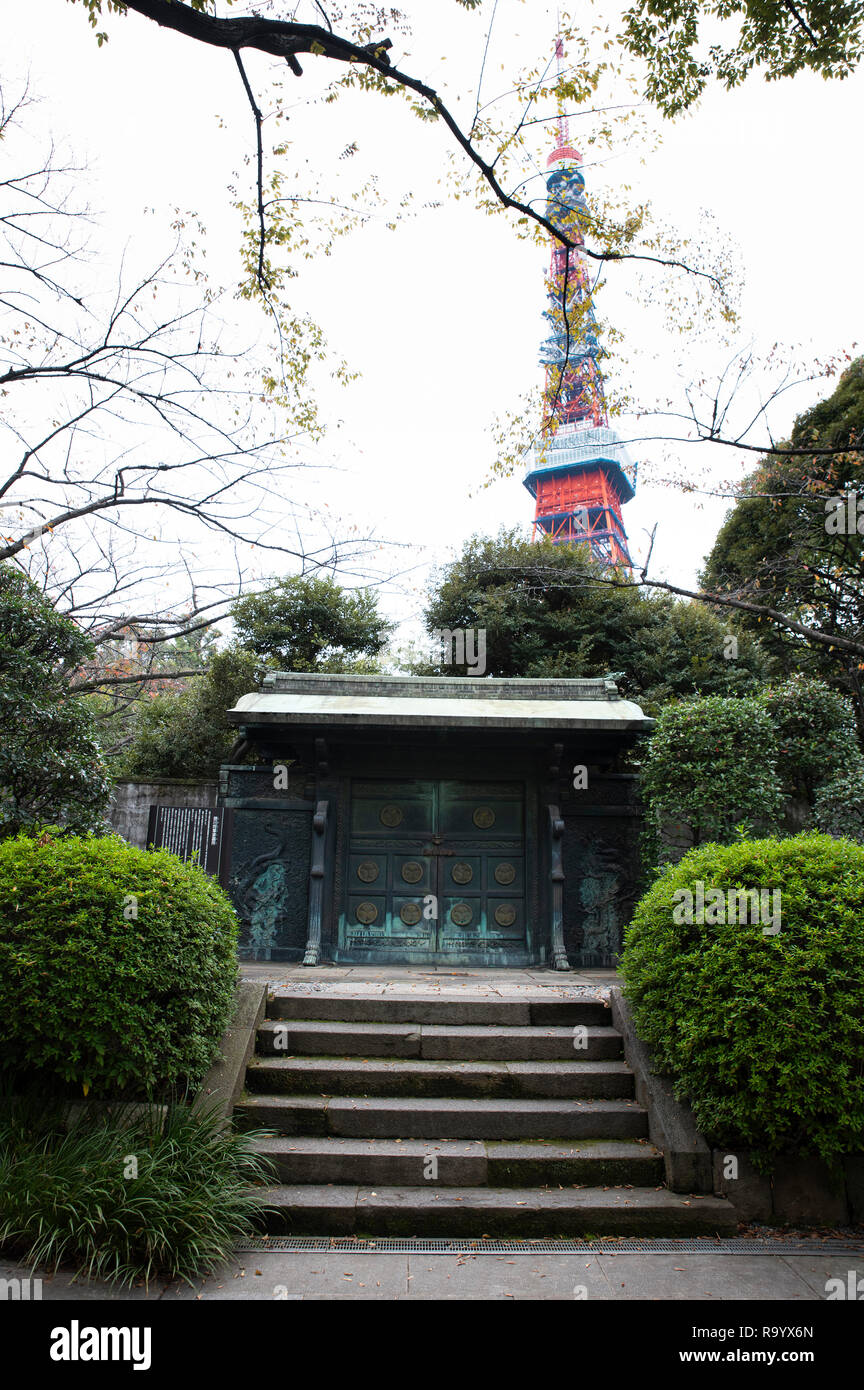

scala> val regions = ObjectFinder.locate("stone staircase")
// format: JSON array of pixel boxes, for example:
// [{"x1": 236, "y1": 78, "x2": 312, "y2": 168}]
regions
[{"x1": 233, "y1": 990, "x2": 736, "y2": 1237}]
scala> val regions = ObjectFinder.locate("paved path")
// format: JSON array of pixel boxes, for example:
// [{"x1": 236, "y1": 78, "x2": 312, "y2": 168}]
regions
[{"x1": 6, "y1": 1250, "x2": 863, "y2": 1300}]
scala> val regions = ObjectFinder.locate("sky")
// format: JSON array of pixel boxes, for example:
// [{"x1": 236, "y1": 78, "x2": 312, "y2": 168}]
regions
[{"x1": 4, "y1": 0, "x2": 864, "y2": 649}]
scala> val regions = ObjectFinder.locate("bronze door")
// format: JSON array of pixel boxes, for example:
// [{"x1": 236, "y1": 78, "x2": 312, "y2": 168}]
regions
[{"x1": 342, "y1": 780, "x2": 526, "y2": 961}]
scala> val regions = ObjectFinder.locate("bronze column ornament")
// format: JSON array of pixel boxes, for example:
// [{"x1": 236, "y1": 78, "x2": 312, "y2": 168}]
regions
[
  {"x1": 303, "y1": 800, "x2": 328, "y2": 966},
  {"x1": 548, "y1": 804, "x2": 569, "y2": 971}
]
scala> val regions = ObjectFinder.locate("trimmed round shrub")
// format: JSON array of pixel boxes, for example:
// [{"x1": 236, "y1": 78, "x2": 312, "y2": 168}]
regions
[
  {"x1": 0, "y1": 831, "x2": 239, "y2": 1095},
  {"x1": 621, "y1": 832, "x2": 864, "y2": 1167}
]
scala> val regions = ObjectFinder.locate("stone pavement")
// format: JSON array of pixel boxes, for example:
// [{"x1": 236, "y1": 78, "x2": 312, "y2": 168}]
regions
[
  {"x1": 239, "y1": 962, "x2": 620, "y2": 996},
  {"x1": 5, "y1": 1249, "x2": 863, "y2": 1300}
]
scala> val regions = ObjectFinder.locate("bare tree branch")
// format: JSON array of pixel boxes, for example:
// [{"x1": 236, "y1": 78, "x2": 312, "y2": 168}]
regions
[
  {"x1": 233, "y1": 49, "x2": 268, "y2": 291},
  {"x1": 780, "y1": 0, "x2": 822, "y2": 47},
  {"x1": 113, "y1": 1, "x2": 719, "y2": 286}
]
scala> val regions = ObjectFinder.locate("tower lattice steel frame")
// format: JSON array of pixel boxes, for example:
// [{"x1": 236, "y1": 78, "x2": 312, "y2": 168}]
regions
[{"x1": 523, "y1": 41, "x2": 637, "y2": 567}]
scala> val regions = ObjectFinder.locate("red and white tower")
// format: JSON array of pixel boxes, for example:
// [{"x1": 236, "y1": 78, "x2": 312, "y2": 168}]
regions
[{"x1": 523, "y1": 40, "x2": 637, "y2": 566}]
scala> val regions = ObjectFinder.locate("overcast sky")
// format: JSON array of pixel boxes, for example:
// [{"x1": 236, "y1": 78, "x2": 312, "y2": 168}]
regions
[{"x1": 6, "y1": 0, "x2": 863, "y2": 645}]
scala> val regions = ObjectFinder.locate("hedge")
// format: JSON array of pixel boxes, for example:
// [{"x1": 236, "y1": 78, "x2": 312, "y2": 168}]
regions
[
  {"x1": 638, "y1": 694, "x2": 784, "y2": 856},
  {"x1": 0, "y1": 831, "x2": 239, "y2": 1095},
  {"x1": 621, "y1": 832, "x2": 864, "y2": 1167}
]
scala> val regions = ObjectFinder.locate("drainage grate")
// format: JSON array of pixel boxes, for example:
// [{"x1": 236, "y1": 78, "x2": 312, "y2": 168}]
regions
[{"x1": 234, "y1": 1236, "x2": 864, "y2": 1256}]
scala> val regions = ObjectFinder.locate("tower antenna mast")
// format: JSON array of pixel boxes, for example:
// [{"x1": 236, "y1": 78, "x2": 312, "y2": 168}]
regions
[{"x1": 554, "y1": 18, "x2": 569, "y2": 146}]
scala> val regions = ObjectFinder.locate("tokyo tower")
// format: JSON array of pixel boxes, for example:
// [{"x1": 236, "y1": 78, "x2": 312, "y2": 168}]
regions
[{"x1": 523, "y1": 39, "x2": 637, "y2": 567}]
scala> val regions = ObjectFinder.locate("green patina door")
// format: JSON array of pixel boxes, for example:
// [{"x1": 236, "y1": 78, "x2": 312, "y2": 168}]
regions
[{"x1": 340, "y1": 779, "x2": 528, "y2": 963}]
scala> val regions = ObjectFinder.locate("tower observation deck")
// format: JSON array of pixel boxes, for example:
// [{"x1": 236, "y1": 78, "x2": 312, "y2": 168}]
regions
[{"x1": 523, "y1": 53, "x2": 637, "y2": 567}]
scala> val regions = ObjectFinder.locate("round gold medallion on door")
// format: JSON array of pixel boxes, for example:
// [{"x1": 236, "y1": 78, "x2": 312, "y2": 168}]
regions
[
  {"x1": 494, "y1": 862, "x2": 516, "y2": 885},
  {"x1": 356, "y1": 861, "x2": 379, "y2": 883},
  {"x1": 472, "y1": 807, "x2": 495, "y2": 829},
  {"x1": 355, "y1": 901, "x2": 379, "y2": 924},
  {"x1": 379, "y1": 804, "x2": 403, "y2": 827},
  {"x1": 451, "y1": 861, "x2": 473, "y2": 885},
  {"x1": 401, "y1": 861, "x2": 424, "y2": 884},
  {"x1": 399, "y1": 902, "x2": 422, "y2": 926},
  {"x1": 494, "y1": 903, "x2": 517, "y2": 928},
  {"x1": 450, "y1": 902, "x2": 473, "y2": 926}
]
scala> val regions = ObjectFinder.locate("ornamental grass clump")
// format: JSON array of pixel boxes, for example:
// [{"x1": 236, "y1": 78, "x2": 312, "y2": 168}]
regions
[
  {"x1": 621, "y1": 832, "x2": 864, "y2": 1168},
  {"x1": 0, "y1": 1096, "x2": 275, "y2": 1286}
]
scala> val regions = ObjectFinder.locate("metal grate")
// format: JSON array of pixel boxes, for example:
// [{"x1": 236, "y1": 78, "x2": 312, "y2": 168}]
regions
[{"x1": 234, "y1": 1236, "x2": 864, "y2": 1256}]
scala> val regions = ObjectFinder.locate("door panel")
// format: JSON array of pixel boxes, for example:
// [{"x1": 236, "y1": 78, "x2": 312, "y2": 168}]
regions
[
  {"x1": 340, "y1": 779, "x2": 528, "y2": 962},
  {"x1": 488, "y1": 855, "x2": 524, "y2": 894},
  {"x1": 350, "y1": 782, "x2": 434, "y2": 837},
  {"x1": 439, "y1": 784, "x2": 524, "y2": 840},
  {"x1": 394, "y1": 854, "x2": 434, "y2": 892}
]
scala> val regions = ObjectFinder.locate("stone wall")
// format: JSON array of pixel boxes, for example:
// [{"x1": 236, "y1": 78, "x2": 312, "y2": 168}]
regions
[
  {"x1": 712, "y1": 1149, "x2": 864, "y2": 1226},
  {"x1": 659, "y1": 796, "x2": 815, "y2": 865},
  {"x1": 108, "y1": 777, "x2": 218, "y2": 850}
]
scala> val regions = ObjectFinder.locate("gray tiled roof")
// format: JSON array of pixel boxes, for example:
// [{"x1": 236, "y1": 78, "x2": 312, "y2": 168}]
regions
[{"x1": 228, "y1": 673, "x2": 652, "y2": 732}]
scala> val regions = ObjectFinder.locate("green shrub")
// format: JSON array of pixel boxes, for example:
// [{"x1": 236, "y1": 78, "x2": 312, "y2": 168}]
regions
[
  {"x1": 0, "y1": 1096, "x2": 274, "y2": 1286},
  {"x1": 814, "y1": 767, "x2": 864, "y2": 843},
  {"x1": 761, "y1": 675, "x2": 861, "y2": 803},
  {"x1": 119, "y1": 647, "x2": 263, "y2": 781},
  {"x1": 639, "y1": 695, "x2": 783, "y2": 858},
  {"x1": 621, "y1": 832, "x2": 864, "y2": 1167},
  {"x1": 0, "y1": 831, "x2": 239, "y2": 1095},
  {"x1": 0, "y1": 564, "x2": 110, "y2": 838}
]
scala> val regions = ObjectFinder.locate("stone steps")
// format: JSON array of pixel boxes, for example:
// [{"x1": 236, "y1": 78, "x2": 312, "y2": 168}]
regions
[
  {"x1": 236, "y1": 988, "x2": 737, "y2": 1237},
  {"x1": 245, "y1": 1056, "x2": 635, "y2": 1100},
  {"x1": 256, "y1": 1183, "x2": 735, "y2": 1238},
  {"x1": 236, "y1": 1093, "x2": 649, "y2": 1139},
  {"x1": 265, "y1": 995, "x2": 610, "y2": 1027},
  {"x1": 249, "y1": 1135, "x2": 665, "y2": 1187},
  {"x1": 256, "y1": 1019, "x2": 622, "y2": 1060}
]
